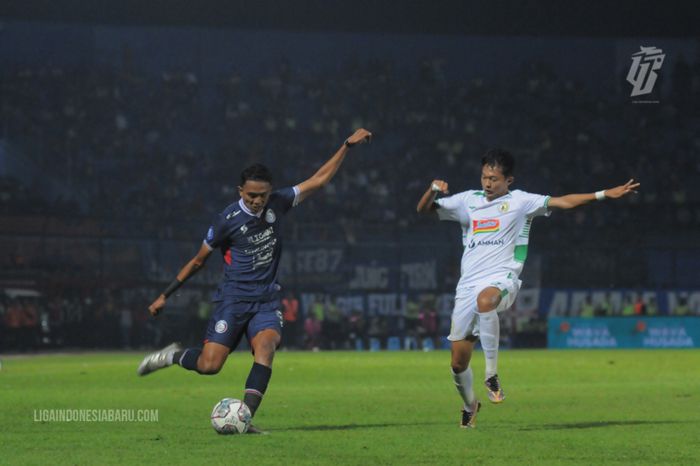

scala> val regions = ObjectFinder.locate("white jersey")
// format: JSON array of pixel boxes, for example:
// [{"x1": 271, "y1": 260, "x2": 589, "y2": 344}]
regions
[{"x1": 436, "y1": 189, "x2": 551, "y2": 297}]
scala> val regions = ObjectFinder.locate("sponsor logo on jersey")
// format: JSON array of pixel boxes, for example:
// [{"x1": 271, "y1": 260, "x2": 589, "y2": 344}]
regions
[
  {"x1": 247, "y1": 226, "x2": 274, "y2": 244},
  {"x1": 468, "y1": 238, "x2": 505, "y2": 249},
  {"x1": 215, "y1": 320, "x2": 228, "y2": 334},
  {"x1": 226, "y1": 210, "x2": 242, "y2": 220},
  {"x1": 499, "y1": 202, "x2": 509, "y2": 213},
  {"x1": 472, "y1": 218, "x2": 500, "y2": 234},
  {"x1": 240, "y1": 224, "x2": 248, "y2": 234},
  {"x1": 265, "y1": 209, "x2": 276, "y2": 223}
]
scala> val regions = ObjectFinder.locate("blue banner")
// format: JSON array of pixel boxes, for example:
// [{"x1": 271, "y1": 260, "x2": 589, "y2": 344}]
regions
[{"x1": 548, "y1": 317, "x2": 700, "y2": 348}]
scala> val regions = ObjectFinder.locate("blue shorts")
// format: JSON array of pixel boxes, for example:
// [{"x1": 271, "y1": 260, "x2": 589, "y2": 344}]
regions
[{"x1": 204, "y1": 299, "x2": 283, "y2": 350}]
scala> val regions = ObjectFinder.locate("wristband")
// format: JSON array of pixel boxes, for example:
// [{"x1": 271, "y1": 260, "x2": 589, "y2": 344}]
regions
[
  {"x1": 344, "y1": 139, "x2": 353, "y2": 148},
  {"x1": 595, "y1": 190, "x2": 606, "y2": 201},
  {"x1": 162, "y1": 278, "x2": 183, "y2": 298}
]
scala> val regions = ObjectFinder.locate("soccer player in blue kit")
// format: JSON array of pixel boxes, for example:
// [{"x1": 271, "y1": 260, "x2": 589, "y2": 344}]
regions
[{"x1": 137, "y1": 128, "x2": 372, "y2": 433}]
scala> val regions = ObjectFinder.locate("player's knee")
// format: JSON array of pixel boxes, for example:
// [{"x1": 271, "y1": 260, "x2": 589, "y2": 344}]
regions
[
  {"x1": 451, "y1": 362, "x2": 468, "y2": 373},
  {"x1": 477, "y1": 293, "x2": 500, "y2": 313},
  {"x1": 197, "y1": 358, "x2": 223, "y2": 375}
]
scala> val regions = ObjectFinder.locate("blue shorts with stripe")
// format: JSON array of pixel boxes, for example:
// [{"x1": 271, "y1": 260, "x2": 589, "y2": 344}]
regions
[{"x1": 204, "y1": 299, "x2": 283, "y2": 350}]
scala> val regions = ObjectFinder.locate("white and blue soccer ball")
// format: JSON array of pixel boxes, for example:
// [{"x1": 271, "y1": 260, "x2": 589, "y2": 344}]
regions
[{"x1": 210, "y1": 398, "x2": 251, "y2": 434}]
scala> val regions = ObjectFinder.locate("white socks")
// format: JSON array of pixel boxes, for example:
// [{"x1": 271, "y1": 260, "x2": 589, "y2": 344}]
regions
[
  {"x1": 452, "y1": 366, "x2": 476, "y2": 411},
  {"x1": 479, "y1": 310, "x2": 500, "y2": 379}
]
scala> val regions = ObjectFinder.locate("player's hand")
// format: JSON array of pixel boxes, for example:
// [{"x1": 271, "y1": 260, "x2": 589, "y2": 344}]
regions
[
  {"x1": 148, "y1": 295, "x2": 167, "y2": 317},
  {"x1": 430, "y1": 179, "x2": 449, "y2": 195},
  {"x1": 604, "y1": 179, "x2": 640, "y2": 199},
  {"x1": 345, "y1": 128, "x2": 372, "y2": 147}
]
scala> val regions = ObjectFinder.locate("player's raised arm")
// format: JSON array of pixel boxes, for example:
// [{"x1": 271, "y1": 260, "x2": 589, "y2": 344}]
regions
[
  {"x1": 148, "y1": 243, "x2": 213, "y2": 316},
  {"x1": 548, "y1": 179, "x2": 640, "y2": 210},
  {"x1": 416, "y1": 179, "x2": 449, "y2": 214},
  {"x1": 294, "y1": 128, "x2": 372, "y2": 204}
]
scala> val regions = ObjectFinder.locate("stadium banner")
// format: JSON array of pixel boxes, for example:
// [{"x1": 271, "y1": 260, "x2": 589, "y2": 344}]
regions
[
  {"x1": 548, "y1": 317, "x2": 700, "y2": 348},
  {"x1": 537, "y1": 288, "x2": 700, "y2": 316}
]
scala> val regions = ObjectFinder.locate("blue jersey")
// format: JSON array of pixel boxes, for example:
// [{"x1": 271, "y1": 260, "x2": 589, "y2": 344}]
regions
[{"x1": 203, "y1": 186, "x2": 299, "y2": 302}]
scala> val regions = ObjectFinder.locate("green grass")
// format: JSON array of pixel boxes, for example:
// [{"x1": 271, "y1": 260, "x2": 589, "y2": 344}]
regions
[{"x1": 1, "y1": 349, "x2": 699, "y2": 465}]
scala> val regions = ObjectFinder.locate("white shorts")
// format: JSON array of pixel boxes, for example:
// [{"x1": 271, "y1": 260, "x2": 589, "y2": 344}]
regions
[{"x1": 447, "y1": 275, "x2": 521, "y2": 341}]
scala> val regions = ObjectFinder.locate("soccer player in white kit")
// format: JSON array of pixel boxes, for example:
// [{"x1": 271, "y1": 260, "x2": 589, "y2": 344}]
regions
[{"x1": 416, "y1": 148, "x2": 639, "y2": 428}]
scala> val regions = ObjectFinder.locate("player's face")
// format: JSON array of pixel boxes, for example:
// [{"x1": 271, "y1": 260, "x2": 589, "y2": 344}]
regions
[
  {"x1": 480, "y1": 164, "x2": 513, "y2": 201},
  {"x1": 239, "y1": 180, "x2": 272, "y2": 214}
]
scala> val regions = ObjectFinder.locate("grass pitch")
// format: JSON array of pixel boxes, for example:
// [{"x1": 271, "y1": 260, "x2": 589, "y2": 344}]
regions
[{"x1": 1, "y1": 349, "x2": 699, "y2": 465}]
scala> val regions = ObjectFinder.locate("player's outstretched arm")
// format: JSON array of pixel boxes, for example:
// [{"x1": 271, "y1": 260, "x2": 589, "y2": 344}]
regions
[
  {"x1": 548, "y1": 179, "x2": 640, "y2": 210},
  {"x1": 147, "y1": 243, "x2": 213, "y2": 317},
  {"x1": 416, "y1": 179, "x2": 449, "y2": 214},
  {"x1": 294, "y1": 128, "x2": 372, "y2": 204}
]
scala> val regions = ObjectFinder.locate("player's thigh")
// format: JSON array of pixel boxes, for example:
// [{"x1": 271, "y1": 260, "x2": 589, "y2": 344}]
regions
[
  {"x1": 448, "y1": 294, "x2": 479, "y2": 342},
  {"x1": 204, "y1": 301, "x2": 251, "y2": 351}
]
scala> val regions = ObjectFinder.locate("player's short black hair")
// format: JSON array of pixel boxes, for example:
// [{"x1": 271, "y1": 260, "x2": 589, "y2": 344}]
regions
[
  {"x1": 240, "y1": 163, "x2": 273, "y2": 186},
  {"x1": 481, "y1": 148, "x2": 515, "y2": 178}
]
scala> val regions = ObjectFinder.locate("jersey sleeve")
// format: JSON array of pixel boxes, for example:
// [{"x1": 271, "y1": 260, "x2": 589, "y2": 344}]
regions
[
  {"x1": 203, "y1": 213, "x2": 231, "y2": 250},
  {"x1": 274, "y1": 186, "x2": 300, "y2": 213},
  {"x1": 435, "y1": 191, "x2": 470, "y2": 223},
  {"x1": 518, "y1": 191, "x2": 552, "y2": 218}
]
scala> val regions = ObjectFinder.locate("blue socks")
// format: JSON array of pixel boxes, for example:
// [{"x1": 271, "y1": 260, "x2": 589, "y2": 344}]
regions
[
  {"x1": 174, "y1": 348, "x2": 202, "y2": 372},
  {"x1": 243, "y1": 362, "x2": 272, "y2": 417}
]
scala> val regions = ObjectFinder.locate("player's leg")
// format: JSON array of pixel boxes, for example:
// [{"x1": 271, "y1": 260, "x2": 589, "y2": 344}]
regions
[
  {"x1": 448, "y1": 296, "x2": 481, "y2": 428},
  {"x1": 451, "y1": 337, "x2": 481, "y2": 428},
  {"x1": 246, "y1": 328, "x2": 280, "y2": 415},
  {"x1": 476, "y1": 286, "x2": 503, "y2": 401},
  {"x1": 241, "y1": 303, "x2": 283, "y2": 433},
  {"x1": 174, "y1": 341, "x2": 230, "y2": 374},
  {"x1": 137, "y1": 300, "x2": 245, "y2": 376},
  {"x1": 477, "y1": 278, "x2": 520, "y2": 403}
]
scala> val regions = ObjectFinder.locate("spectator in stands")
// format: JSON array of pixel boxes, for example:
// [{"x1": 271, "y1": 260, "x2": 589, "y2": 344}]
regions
[
  {"x1": 579, "y1": 296, "x2": 595, "y2": 318},
  {"x1": 281, "y1": 292, "x2": 299, "y2": 348},
  {"x1": 418, "y1": 298, "x2": 439, "y2": 350},
  {"x1": 323, "y1": 302, "x2": 343, "y2": 350},
  {"x1": 646, "y1": 296, "x2": 659, "y2": 316},
  {"x1": 672, "y1": 296, "x2": 690, "y2": 316},
  {"x1": 633, "y1": 295, "x2": 647, "y2": 316},
  {"x1": 304, "y1": 312, "x2": 321, "y2": 351},
  {"x1": 621, "y1": 296, "x2": 635, "y2": 317},
  {"x1": 404, "y1": 297, "x2": 420, "y2": 350}
]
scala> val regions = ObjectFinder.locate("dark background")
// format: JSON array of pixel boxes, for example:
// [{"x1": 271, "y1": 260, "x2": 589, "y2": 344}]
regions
[{"x1": 1, "y1": 1, "x2": 698, "y2": 352}]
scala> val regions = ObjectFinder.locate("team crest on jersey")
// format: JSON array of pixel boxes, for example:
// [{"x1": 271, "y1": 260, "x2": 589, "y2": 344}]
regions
[
  {"x1": 240, "y1": 224, "x2": 248, "y2": 234},
  {"x1": 265, "y1": 209, "x2": 276, "y2": 223},
  {"x1": 472, "y1": 219, "x2": 500, "y2": 234},
  {"x1": 215, "y1": 320, "x2": 228, "y2": 334},
  {"x1": 499, "y1": 202, "x2": 509, "y2": 213}
]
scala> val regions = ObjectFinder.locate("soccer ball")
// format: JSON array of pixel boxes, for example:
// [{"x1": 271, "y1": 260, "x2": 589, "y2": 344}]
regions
[{"x1": 210, "y1": 398, "x2": 251, "y2": 434}]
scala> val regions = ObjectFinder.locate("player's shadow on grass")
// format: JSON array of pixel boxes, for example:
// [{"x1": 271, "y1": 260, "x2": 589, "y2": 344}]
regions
[
  {"x1": 520, "y1": 420, "x2": 691, "y2": 431},
  {"x1": 279, "y1": 422, "x2": 446, "y2": 432}
]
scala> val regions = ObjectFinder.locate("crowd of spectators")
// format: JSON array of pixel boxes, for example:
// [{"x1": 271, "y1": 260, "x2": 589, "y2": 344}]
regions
[
  {"x1": 2, "y1": 48, "x2": 700, "y2": 351},
  {"x1": 2, "y1": 56, "x2": 700, "y2": 241}
]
